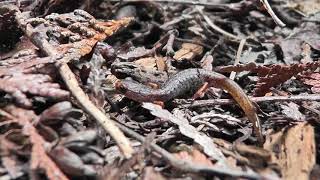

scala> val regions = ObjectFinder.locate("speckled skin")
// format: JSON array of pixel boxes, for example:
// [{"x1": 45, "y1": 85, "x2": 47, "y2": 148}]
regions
[
  {"x1": 118, "y1": 69, "x2": 226, "y2": 102},
  {"x1": 116, "y1": 68, "x2": 264, "y2": 144}
]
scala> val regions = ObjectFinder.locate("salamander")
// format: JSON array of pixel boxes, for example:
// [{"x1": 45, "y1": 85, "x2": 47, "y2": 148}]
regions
[{"x1": 115, "y1": 68, "x2": 264, "y2": 144}]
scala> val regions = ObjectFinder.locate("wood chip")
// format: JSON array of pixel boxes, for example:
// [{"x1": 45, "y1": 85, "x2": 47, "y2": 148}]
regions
[
  {"x1": 134, "y1": 57, "x2": 157, "y2": 71},
  {"x1": 264, "y1": 122, "x2": 315, "y2": 180},
  {"x1": 173, "y1": 43, "x2": 203, "y2": 61}
]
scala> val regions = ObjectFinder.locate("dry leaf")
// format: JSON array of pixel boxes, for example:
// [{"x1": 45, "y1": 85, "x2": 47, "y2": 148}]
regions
[
  {"x1": 4, "y1": 106, "x2": 69, "y2": 180},
  {"x1": 301, "y1": 73, "x2": 320, "y2": 93},
  {"x1": 49, "y1": 145, "x2": 95, "y2": 176},
  {"x1": 288, "y1": 0, "x2": 320, "y2": 15},
  {"x1": 173, "y1": 43, "x2": 203, "y2": 61},
  {"x1": 117, "y1": 47, "x2": 153, "y2": 61},
  {"x1": 234, "y1": 143, "x2": 271, "y2": 168},
  {"x1": 0, "y1": 74, "x2": 69, "y2": 107},
  {"x1": 280, "y1": 102, "x2": 305, "y2": 121},
  {"x1": 264, "y1": 122, "x2": 315, "y2": 180},
  {"x1": 134, "y1": 57, "x2": 157, "y2": 71},
  {"x1": 142, "y1": 103, "x2": 227, "y2": 166},
  {"x1": 174, "y1": 148, "x2": 214, "y2": 167}
]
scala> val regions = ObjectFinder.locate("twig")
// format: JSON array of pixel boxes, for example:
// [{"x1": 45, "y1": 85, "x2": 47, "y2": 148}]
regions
[
  {"x1": 159, "y1": 11, "x2": 195, "y2": 30},
  {"x1": 11, "y1": 6, "x2": 134, "y2": 158},
  {"x1": 163, "y1": 29, "x2": 177, "y2": 57},
  {"x1": 175, "y1": 94, "x2": 320, "y2": 108},
  {"x1": 229, "y1": 38, "x2": 246, "y2": 80},
  {"x1": 57, "y1": 63, "x2": 134, "y2": 158},
  {"x1": 197, "y1": 7, "x2": 240, "y2": 40},
  {"x1": 113, "y1": 120, "x2": 260, "y2": 179},
  {"x1": 260, "y1": 0, "x2": 285, "y2": 27}
]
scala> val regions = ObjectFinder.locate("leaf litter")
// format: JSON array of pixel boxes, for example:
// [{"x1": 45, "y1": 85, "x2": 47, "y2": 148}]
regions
[{"x1": 0, "y1": 0, "x2": 320, "y2": 179}]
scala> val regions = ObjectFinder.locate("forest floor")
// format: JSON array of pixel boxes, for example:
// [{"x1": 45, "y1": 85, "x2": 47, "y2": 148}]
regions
[{"x1": 0, "y1": 0, "x2": 319, "y2": 179}]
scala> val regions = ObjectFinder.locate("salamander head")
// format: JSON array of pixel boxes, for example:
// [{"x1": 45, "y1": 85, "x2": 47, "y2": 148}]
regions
[
  {"x1": 111, "y1": 62, "x2": 139, "y2": 79},
  {"x1": 115, "y1": 79, "x2": 156, "y2": 102}
]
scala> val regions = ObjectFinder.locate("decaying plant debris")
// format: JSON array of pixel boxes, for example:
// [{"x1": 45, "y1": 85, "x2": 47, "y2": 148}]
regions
[{"x1": 0, "y1": 0, "x2": 320, "y2": 179}]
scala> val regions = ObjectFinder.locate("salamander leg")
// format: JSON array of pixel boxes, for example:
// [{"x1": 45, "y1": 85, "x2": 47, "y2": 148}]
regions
[{"x1": 192, "y1": 82, "x2": 209, "y2": 100}]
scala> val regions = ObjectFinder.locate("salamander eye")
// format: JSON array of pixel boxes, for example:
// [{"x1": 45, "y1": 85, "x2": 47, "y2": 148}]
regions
[{"x1": 115, "y1": 81, "x2": 127, "y2": 93}]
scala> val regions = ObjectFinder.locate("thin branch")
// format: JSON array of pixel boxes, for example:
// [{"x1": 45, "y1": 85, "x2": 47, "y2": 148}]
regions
[
  {"x1": 197, "y1": 6, "x2": 241, "y2": 40},
  {"x1": 57, "y1": 63, "x2": 134, "y2": 158},
  {"x1": 175, "y1": 94, "x2": 320, "y2": 108},
  {"x1": 230, "y1": 38, "x2": 246, "y2": 80},
  {"x1": 260, "y1": 0, "x2": 285, "y2": 27},
  {"x1": 163, "y1": 29, "x2": 177, "y2": 57}
]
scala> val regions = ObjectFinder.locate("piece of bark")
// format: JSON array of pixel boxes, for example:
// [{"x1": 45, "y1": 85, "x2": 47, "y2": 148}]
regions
[{"x1": 264, "y1": 122, "x2": 315, "y2": 180}]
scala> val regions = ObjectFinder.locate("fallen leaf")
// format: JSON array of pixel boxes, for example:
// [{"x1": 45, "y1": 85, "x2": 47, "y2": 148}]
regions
[
  {"x1": 174, "y1": 148, "x2": 214, "y2": 167},
  {"x1": 264, "y1": 122, "x2": 316, "y2": 180},
  {"x1": 0, "y1": 74, "x2": 69, "y2": 107},
  {"x1": 301, "y1": 73, "x2": 320, "y2": 93},
  {"x1": 134, "y1": 57, "x2": 157, "y2": 71},
  {"x1": 287, "y1": 0, "x2": 320, "y2": 15},
  {"x1": 142, "y1": 103, "x2": 227, "y2": 167},
  {"x1": 234, "y1": 143, "x2": 271, "y2": 168},
  {"x1": 118, "y1": 47, "x2": 153, "y2": 61},
  {"x1": 173, "y1": 43, "x2": 203, "y2": 61},
  {"x1": 280, "y1": 102, "x2": 305, "y2": 121},
  {"x1": 280, "y1": 23, "x2": 320, "y2": 63}
]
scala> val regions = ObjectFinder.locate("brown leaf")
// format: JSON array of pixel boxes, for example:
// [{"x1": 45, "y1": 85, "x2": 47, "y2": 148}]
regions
[
  {"x1": 134, "y1": 57, "x2": 157, "y2": 71},
  {"x1": 2, "y1": 7, "x2": 132, "y2": 64},
  {"x1": 44, "y1": 10, "x2": 132, "y2": 58},
  {"x1": 118, "y1": 47, "x2": 154, "y2": 61},
  {"x1": 39, "y1": 101, "x2": 82, "y2": 125},
  {"x1": 234, "y1": 143, "x2": 271, "y2": 168},
  {"x1": 155, "y1": 55, "x2": 166, "y2": 71},
  {"x1": 214, "y1": 60, "x2": 320, "y2": 96},
  {"x1": 287, "y1": 0, "x2": 320, "y2": 15},
  {"x1": 301, "y1": 73, "x2": 320, "y2": 93},
  {"x1": 264, "y1": 122, "x2": 316, "y2": 180},
  {"x1": 253, "y1": 62, "x2": 320, "y2": 96},
  {"x1": 0, "y1": 56, "x2": 55, "y2": 77},
  {"x1": 49, "y1": 145, "x2": 95, "y2": 176},
  {"x1": 201, "y1": 54, "x2": 214, "y2": 71},
  {"x1": 173, "y1": 43, "x2": 203, "y2": 61},
  {"x1": 0, "y1": 74, "x2": 69, "y2": 107},
  {"x1": 174, "y1": 148, "x2": 214, "y2": 167},
  {"x1": 3, "y1": 106, "x2": 69, "y2": 180}
]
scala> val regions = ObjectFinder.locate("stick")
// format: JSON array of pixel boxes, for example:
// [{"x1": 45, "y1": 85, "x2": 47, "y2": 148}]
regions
[
  {"x1": 175, "y1": 94, "x2": 320, "y2": 108},
  {"x1": 229, "y1": 38, "x2": 246, "y2": 80},
  {"x1": 260, "y1": 0, "x2": 285, "y2": 27},
  {"x1": 198, "y1": 7, "x2": 240, "y2": 40}
]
